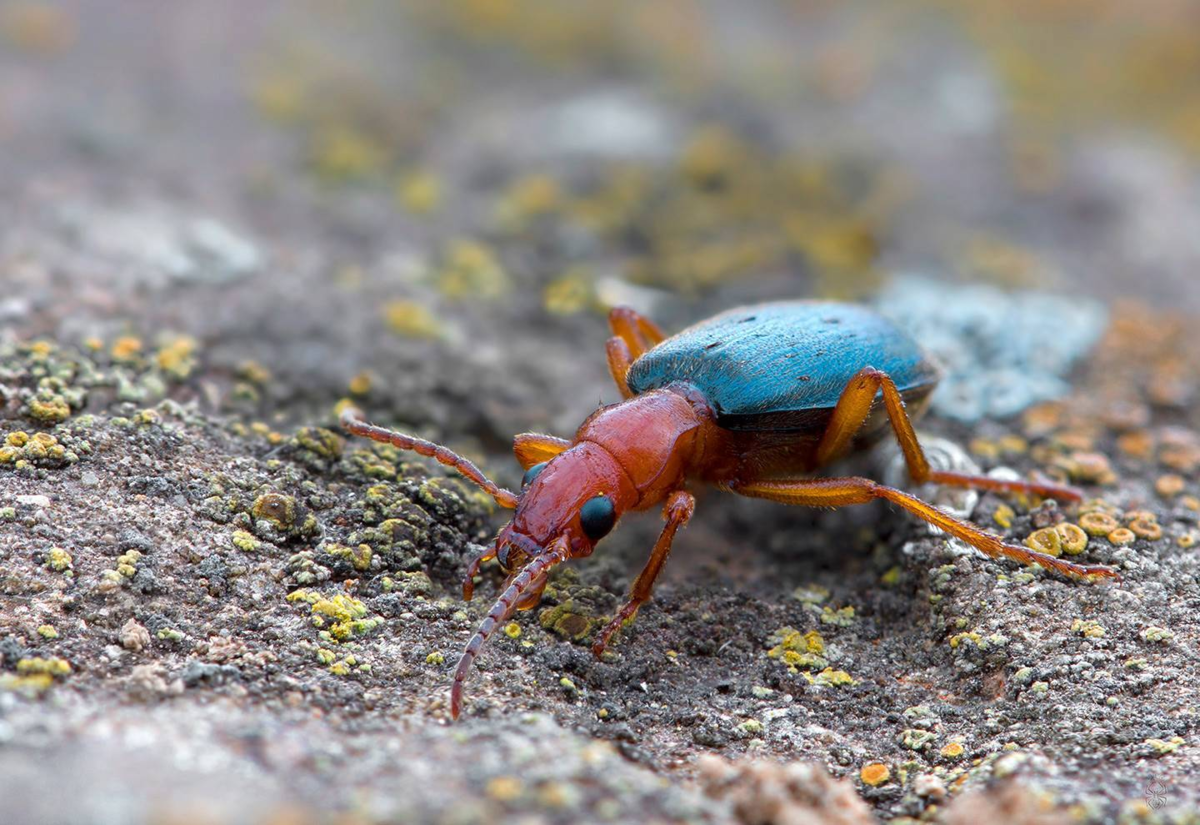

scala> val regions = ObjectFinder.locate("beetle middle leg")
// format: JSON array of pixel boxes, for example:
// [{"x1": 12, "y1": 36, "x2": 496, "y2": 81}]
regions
[
  {"x1": 817, "y1": 367, "x2": 1082, "y2": 502},
  {"x1": 593, "y1": 489, "x2": 696, "y2": 658},
  {"x1": 606, "y1": 306, "x2": 665, "y2": 399},
  {"x1": 733, "y1": 476, "x2": 1117, "y2": 580},
  {"x1": 609, "y1": 306, "x2": 665, "y2": 355}
]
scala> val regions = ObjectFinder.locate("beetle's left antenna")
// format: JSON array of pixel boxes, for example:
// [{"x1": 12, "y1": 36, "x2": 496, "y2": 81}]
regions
[{"x1": 339, "y1": 407, "x2": 519, "y2": 509}]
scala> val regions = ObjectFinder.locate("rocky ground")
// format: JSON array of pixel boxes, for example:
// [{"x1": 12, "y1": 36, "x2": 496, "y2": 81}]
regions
[{"x1": 2, "y1": 2, "x2": 1200, "y2": 824}]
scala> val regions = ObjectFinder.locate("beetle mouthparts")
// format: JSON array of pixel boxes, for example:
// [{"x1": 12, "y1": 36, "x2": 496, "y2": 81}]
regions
[{"x1": 449, "y1": 535, "x2": 569, "y2": 721}]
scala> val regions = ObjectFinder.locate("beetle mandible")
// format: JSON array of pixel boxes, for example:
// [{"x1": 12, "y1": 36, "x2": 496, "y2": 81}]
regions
[{"x1": 340, "y1": 301, "x2": 1118, "y2": 719}]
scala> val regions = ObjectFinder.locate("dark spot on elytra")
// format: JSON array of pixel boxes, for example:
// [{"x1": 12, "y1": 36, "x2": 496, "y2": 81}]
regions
[
  {"x1": 704, "y1": 341, "x2": 723, "y2": 350},
  {"x1": 739, "y1": 315, "x2": 757, "y2": 323}
]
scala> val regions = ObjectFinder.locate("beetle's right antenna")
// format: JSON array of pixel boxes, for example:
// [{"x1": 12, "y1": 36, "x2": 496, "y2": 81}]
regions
[
  {"x1": 339, "y1": 407, "x2": 519, "y2": 509},
  {"x1": 450, "y1": 535, "x2": 569, "y2": 720}
]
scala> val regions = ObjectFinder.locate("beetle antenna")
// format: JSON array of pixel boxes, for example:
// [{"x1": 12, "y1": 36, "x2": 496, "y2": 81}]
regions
[
  {"x1": 450, "y1": 535, "x2": 569, "y2": 720},
  {"x1": 340, "y1": 406, "x2": 519, "y2": 509}
]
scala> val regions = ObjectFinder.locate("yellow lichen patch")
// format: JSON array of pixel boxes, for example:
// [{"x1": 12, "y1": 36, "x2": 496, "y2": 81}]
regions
[
  {"x1": 44, "y1": 546, "x2": 72, "y2": 573},
  {"x1": 1054, "y1": 523, "x2": 1089, "y2": 555},
  {"x1": 324, "y1": 542, "x2": 372, "y2": 572},
  {"x1": 383, "y1": 300, "x2": 441, "y2": 339},
  {"x1": 1155, "y1": 474, "x2": 1186, "y2": 498},
  {"x1": 309, "y1": 594, "x2": 379, "y2": 642},
  {"x1": 503, "y1": 622, "x2": 522, "y2": 639},
  {"x1": 542, "y1": 270, "x2": 594, "y2": 315},
  {"x1": 155, "y1": 335, "x2": 198, "y2": 380},
  {"x1": 16, "y1": 657, "x2": 71, "y2": 677},
  {"x1": 237, "y1": 360, "x2": 271, "y2": 385},
  {"x1": 0, "y1": 2, "x2": 76, "y2": 55},
  {"x1": 1024, "y1": 526, "x2": 1062, "y2": 557},
  {"x1": 940, "y1": 742, "x2": 965, "y2": 760},
  {"x1": 309, "y1": 125, "x2": 388, "y2": 182},
  {"x1": 485, "y1": 776, "x2": 523, "y2": 802},
  {"x1": 805, "y1": 667, "x2": 857, "y2": 687},
  {"x1": 438, "y1": 240, "x2": 509, "y2": 301},
  {"x1": 1079, "y1": 511, "x2": 1120, "y2": 537},
  {"x1": 110, "y1": 336, "x2": 144, "y2": 362},
  {"x1": 249, "y1": 73, "x2": 305, "y2": 123},
  {"x1": 819, "y1": 605, "x2": 856, "y2": 626},
  {"x1": 396, "y1": 170, "x2": 442, "y2": 215},
  {"x1": 993, "y1": 504, "x2": 1015, "y2": 529},
  {"x1": 1058, "y1": 451, "x2": 1117, "y2": 486},
  {"x1": 289, "y1": 589, "x2": 382, "y2": 644},
  {"x1": 495, "y1": 173, "x2": 561, "y2": 228},
  {"x1": 540, "y1": 602, "x2": 593, "y2": 641},
  {"x1": 231, "y1": 530, "x2": 261, "y2": 553},
  {"x1": 860, "y1": 762, "x2": 891, "y2": 786},
  {"x1": 27, "y1": 394, "x2": 70, "y2": 423},
  {"x1": 949, "y1": 632, "x2": 982, "y2": 649},
  {"x1": 1146, "y1": 736, "x2": 1184, "y2": 756},
  {"x1": 1107, "y1": 527, "x2": 1135, "y2": 546},
  {"x1": 1128, "y1": 517, "x2": 1163, "y2": 541},
  {"x1": 1072, "y1": 619, "x2": 1106, "y2": 638},
  {"x1": 767, "y1": 628, "x2": 828, "y2": 673},
  {"x1": 348, "y1": 372, "x2": 372, "y2": 396}
]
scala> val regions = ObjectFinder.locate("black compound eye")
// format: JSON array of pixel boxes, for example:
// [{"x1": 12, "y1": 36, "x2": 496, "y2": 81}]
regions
[
  {"x1": 522, "y1": 462, "x2": 548, "y2": 488},
  {"x1": 579, "y1": 495, "x2": 616, "y2": 541}
]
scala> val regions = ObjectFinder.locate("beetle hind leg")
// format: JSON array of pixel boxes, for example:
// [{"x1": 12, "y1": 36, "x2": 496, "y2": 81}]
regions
[
  {"x1": 733, "y1": 476, "x2": 1117, "y2": 581},
  {"x1": 817, "y1": 367, "x2": 1082, "y2": 502}
]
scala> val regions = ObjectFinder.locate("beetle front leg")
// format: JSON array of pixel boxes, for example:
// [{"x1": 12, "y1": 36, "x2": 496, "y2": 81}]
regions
[
  {"x1": 593, "y1": 489, "x2": 696, "y2": 658},
  {"x1": 513, "y1": 433, "x2": 571, "y2": 469},
  {"x1": 816, "y1": 368, "x2": 1082, "y2": 502},
  {"x1": 461, "y1": 545, "x2": 496, "y2": 601}
]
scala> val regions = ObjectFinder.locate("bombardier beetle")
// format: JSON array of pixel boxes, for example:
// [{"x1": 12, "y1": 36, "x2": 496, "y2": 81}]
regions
[{"x1": 340, "y1": 301, "x2": 1118, "y2": 719}]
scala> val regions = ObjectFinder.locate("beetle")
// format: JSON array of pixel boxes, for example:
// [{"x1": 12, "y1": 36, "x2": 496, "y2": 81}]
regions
[{"x1": 340, "y1": 301, "x2": 1118, "y2": 719}]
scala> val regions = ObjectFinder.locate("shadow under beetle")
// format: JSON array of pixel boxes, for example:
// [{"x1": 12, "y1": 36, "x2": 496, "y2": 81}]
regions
[{"x1": 341, "y1": 301, "x2": 1118, "y2": 719}]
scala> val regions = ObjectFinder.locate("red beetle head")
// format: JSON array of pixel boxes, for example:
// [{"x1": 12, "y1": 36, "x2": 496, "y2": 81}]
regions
[{"x1": 450, "y1": 442, "x2": 637, "y2": 718}]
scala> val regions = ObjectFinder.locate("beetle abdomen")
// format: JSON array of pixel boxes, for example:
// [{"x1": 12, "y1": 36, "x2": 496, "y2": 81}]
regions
[{"x1": 626, "y1": 301, "x2": 939, "y2": 431}]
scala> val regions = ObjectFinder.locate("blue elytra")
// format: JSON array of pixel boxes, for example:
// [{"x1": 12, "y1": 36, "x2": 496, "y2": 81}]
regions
[{"x1": 626, "y1": 301, "x2": 941, "y2": 432}]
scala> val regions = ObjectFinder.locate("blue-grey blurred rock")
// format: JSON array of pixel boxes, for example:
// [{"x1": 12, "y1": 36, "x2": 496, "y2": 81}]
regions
[{"x1": 875, "y1": 276, "x2": 1108, "y2": 422}]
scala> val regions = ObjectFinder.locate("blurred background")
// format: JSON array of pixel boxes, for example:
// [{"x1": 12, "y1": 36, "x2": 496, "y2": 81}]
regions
[
  {"x1": 5, "y1": 4, "x2": 1200, "y2": 823},
  {"x1": 3, "y1": 0, "x2": 1200, "y2": 440}
]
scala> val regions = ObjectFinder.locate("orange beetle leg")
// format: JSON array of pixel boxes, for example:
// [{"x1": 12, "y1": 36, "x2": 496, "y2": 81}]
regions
[
  {"x1": 513, "y1": 433, "x2": 571, "y2": 470},
  {"x1": 816, "y1": 367, "x2": 1081, "y2": 503},
  {"x1": 734, "y1": 476, "x2": 1117, "y2": 581},
  {"x1": 593, "y1": 489, "x2": 696, "y2": 658}
]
